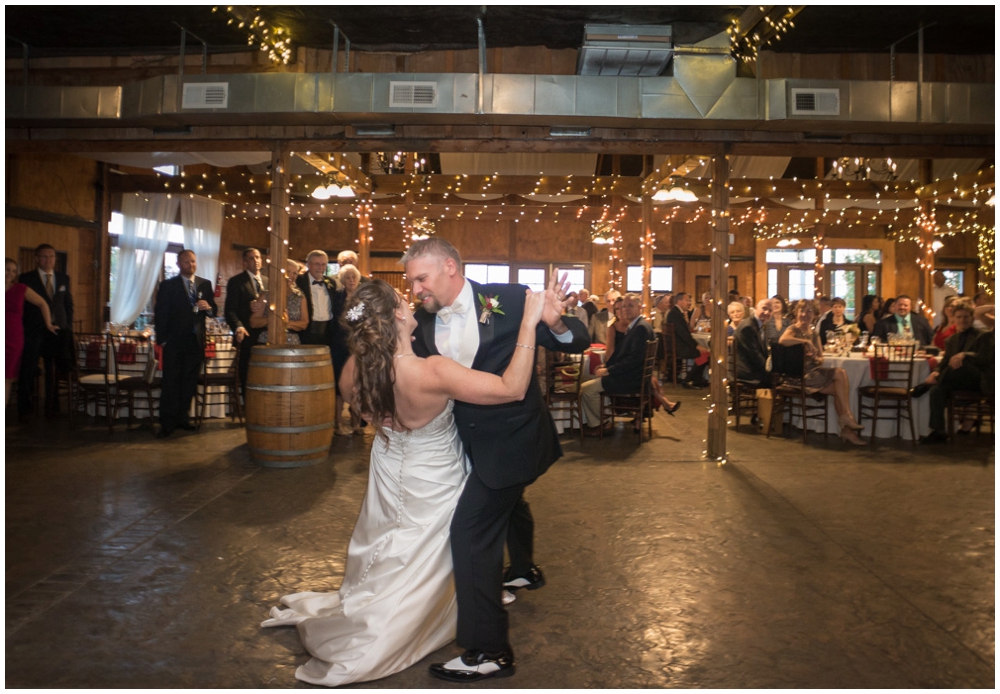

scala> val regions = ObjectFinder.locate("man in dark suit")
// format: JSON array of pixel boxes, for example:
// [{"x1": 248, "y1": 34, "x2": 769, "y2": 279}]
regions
[
  {"x1": 871, "y1": 294, "x2": 933, "y2": 346},
  {"x1": 153, "y1": 250, "x2": 217, "y2": 437},
  {"x1": 404, "y1": 238, "x2": 589, "y2": 682},
  {"x1": 734, "y1": 298, "x2": 774, "y2": 386},
  {"x1": 667, "y1": 291, "x2": 709, "y2": 388},
  {"x1": 297, "y1": 249, "x2": 348, "y2": 434},
  {"x1": 18, "y1": 243, "x2": 74, "y2": 419},
  {"x1": 579, "y1": 293, "x2": 654, "y2": 433},
  {"x1": 224, "y1": 248, "x2": 267, "y2": 396}
]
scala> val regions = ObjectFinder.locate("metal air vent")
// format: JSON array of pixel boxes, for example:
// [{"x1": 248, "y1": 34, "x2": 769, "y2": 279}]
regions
[
  {"x1": 578, "y1": 24, "x2": 673, "y2": 76},
  {"x1": 182, "y1": 82, "x2": 229, "y2": 109},
  {"x1": 389, "y1": 81, "x2": 438, "y2": 108},
  {"x1": 790, "y1": 88, "x2": 840, "y2": 116}
]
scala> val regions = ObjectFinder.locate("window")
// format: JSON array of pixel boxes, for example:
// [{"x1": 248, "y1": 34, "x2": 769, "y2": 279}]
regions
[
  {"x1": 767, "y1": 246, "x2": 881, "y2": 313},
  {"x1": 465, "y1": 263, "x2": 510, "y2": 285},
  {"x1": 626, "y1": 265, "x2": 673, "y2": 293},
  {"x1": 108, "y1": 211, "x2": 186, "y2": 318},
  {"x1": 941, "y1": 269, "x2": 965, "y2": 295},
  {"x1": 516, "y1": 268, "x2": 546, "y2": 291}
]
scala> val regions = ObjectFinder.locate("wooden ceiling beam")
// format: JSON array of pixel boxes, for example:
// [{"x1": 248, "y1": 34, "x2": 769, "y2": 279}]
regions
[{"x1": 295, "y1": 151, "x2": 372, "y2": 192}]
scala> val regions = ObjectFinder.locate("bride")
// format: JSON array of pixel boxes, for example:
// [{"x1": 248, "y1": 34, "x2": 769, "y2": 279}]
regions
[{"x1": 262, "y1": 278, "x2": 546, "y2": 686}]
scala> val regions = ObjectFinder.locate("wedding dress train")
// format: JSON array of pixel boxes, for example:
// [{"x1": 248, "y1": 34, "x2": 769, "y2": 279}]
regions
[{"x1": 262, "y1": 403, "x2": 468, "y2": 686}]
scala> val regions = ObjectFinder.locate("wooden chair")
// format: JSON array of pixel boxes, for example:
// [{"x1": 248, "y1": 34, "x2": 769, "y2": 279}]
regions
[
  {"x1": 599, "y1": 339, "x2": 658, "y2": 442},
  {"x1": 109, "y1": 333, "x2": 160, "y2": 431},
  {"x1": 542, "y1": 348, "x2": 585, "y2": 442},
  {"x1": 857, "y1": 342, "x2": 916, "y2": 444},
  {"x1": 195, "y1": 334, "x2": 244, "y2": 429},
  {"x1": 728, "y1": 339, "x2": 760, "y2": 428},
  {"x1": 768, "y1": 342, "x2": 829, "y2": 443},
  {"x1": 947, "y1": 390, "x2": 994, "y2": 438},
  {"x1": 70, "y1": 332, "x2": 119, "y2": 431},
  {"x1": 659, "y1": 323, "x2": 688, "y2": 385}
]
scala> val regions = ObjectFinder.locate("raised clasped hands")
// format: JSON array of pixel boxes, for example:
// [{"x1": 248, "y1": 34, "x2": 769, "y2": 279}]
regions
[
  {"x1": 523, "y1": 287, "x2": 546, "y2": 325},
  {"x1": 541, "y1": 269, "x2": 572, "y2": 332}
]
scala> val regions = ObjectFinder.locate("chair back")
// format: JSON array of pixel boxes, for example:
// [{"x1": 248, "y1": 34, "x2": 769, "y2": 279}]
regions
[
  {"x1": 74, "y1": 332, "x2": 110, "y2": 378},
  {"x1": 770, "y1": 342, "x2": 805, "y2": 380},
  {"x1": 640, "y1": 339, "x2": 658, "y2": 393},
  {"x1": 108, "y1": 333, "x2": 153, "y2": 381},
  {"x1": 872, "y1": 343, "x2": 916, "y2": 388},
  {"x1": 543, "y1": 349, "x2": 584, "y2": 404}
]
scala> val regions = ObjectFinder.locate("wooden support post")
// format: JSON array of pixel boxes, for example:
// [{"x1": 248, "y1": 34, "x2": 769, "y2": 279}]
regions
[
  {"x1": 267, "y1": 145, "x2": 289, "y2": 345},
  {"x1": 814, "y1": 223, "x2": 826, "y2": 298},
  {"x1": 707, "y1": 151, "x2": 730, "y2": 462},
  {"x1": 640, "y1": 155, "x2": 654, "y2": 315},
  {"x1": 357, "y1": 202, "x2": 371, "y2": 277},
  {"x1": 641, "y1": 194, "x2": 653, "y2": 314},
  {"x1": 918, "y1": 159, "x2": 935, "y2": 315}
]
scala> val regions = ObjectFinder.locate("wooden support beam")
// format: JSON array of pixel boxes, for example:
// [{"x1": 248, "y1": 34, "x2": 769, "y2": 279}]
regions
[
  {"x1": 295, "y1": 151, "x2": 372, "y2": 192},
  {"x1": 914, "y1": 166, "x2": 995, "y2": 203},
  {"x1": 918, "y1": 159, "x2": 935, "y2": 315},
  {"x1": 707, "y1": 151, "x2": 730, "y2": 462},
  {"x1": 267, "y1": 145, "x2": 290, "y2": 345}
]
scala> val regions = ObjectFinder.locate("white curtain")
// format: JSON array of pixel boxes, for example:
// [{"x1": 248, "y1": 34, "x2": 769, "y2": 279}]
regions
[
  {"x1": 110, "y1": 193, "x2": 180, "y2": 326},
  {"x1": 180, "y1": 196, "x2": 224, "y2": 290}
]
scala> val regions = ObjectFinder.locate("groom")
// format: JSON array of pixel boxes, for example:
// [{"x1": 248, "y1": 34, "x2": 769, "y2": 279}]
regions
[{"x1": 403, "y1": 239, "x2": 589, "y2": 681}]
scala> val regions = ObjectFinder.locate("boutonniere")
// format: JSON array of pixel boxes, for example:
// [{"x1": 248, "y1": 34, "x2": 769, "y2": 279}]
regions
[{"x1": 477, "y1": 293, "x2": 504, "y2": 325}]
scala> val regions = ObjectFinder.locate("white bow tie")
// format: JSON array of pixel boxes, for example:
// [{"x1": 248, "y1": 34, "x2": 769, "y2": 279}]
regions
[{"x1": 436, "y1": 301, "x2": 466, "y2": 324}]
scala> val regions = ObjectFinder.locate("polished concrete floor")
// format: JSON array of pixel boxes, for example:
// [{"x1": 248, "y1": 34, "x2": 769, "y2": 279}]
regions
[{"x1": 5, "y1": 389, "x2": 995, "y2": 689}]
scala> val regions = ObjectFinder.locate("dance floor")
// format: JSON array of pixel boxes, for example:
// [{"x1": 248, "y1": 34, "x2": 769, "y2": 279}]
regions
[{"x1": 5, "y1": 393, "x2": 994, "y2": 688}]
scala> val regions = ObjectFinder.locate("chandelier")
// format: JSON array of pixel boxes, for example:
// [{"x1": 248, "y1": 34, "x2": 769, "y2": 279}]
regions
[
  {"x1": 833, "y1": 157, "x2": 897, "y2": 181},
  {"x1": 377, "y1": 152, "x2": 428, "y2": 174},
  {"x1": 311, "y1": 175, "x2": 355, "y2": 200},
  {"x1": 590, "y1": 221, "x2": 616, "y2": 245},
  {"x1": 409, "y1": 217, "x2": 436, "y2": 241}
]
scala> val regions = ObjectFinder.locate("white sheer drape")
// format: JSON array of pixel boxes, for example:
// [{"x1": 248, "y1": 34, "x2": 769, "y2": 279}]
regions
[
  {"x1": 110, "y1": 193, "x2": 179, "y2": 326},
  {"x1": 180, "y1": 196, "x2": 224, "y2": 290}
]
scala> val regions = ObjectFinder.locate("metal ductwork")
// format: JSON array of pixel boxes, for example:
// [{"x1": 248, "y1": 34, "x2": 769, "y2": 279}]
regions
[
  {"x1": 6, "y1": 57, "x2": 994, "y2": 131},
  {"x1": 577, "y1": 24, "x2": 673, "y2": 77}
]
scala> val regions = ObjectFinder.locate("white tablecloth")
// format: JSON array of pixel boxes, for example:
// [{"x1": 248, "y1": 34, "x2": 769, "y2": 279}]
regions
[{"x1": 788, "y1": 352, "x2": 932, "y2": 439}]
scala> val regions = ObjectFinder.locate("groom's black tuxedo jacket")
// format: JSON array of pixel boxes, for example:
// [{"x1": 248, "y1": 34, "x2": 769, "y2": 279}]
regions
[{"x1": 412, "y1": 280, "x2": 590, "y2": 490}]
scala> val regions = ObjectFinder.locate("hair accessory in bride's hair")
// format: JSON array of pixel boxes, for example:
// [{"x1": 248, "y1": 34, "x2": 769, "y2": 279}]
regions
[{"x1": 346, "y1": 304, "x2": 365, "y2": 322}]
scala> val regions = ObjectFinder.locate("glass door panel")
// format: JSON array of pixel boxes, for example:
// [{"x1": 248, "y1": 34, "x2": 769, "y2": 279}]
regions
[{"x1": 831, "y1": 269, "x2": 858, "y2": 318}]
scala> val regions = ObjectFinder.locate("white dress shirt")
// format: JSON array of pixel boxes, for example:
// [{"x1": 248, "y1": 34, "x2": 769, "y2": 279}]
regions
[{"x1": 308, "y1": 275, "x2": 333, "y2": 321}]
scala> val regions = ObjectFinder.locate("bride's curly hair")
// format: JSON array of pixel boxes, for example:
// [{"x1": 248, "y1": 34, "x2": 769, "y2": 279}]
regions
[{"x1": 341, "y1": 279, "x2": 407, "y2": 436}]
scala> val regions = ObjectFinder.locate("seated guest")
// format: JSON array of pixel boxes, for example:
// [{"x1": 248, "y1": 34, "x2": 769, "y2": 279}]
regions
[
  {"x1": 877, "y1": 297, "x2": 896, "y2": 322},
  {"x1": 668, "y1": 292, "x2": 709, "y2": 388},
  {"x1": 726, "y1": 301, "x2": 747, "y2": 337},
  {"x1": 734, "y1": 299, "x2": 773, "y2": 387},
  {"x1": 589, "y1": 289, "x2": 620, "y2": 344},
  {"x1": 872, "y1": 294, "x2": 934, "y2": 346},
  {"x1": 779, "y1": 299, "x2": 865, "y2": 445},
  {"x1": 858, "y1": 294, "x2": 881, "y2": 334},
  {"x1": 651, "y1": 293, "x2": 672, "y2": 333},
  {"x1": 603, "y1": 298, "x2": 627, "y2": 359},
  {"x1": 816, "y1": 296, "x2": 834, "y2": 325},
  {"x1": 916, "y1": 300, "x2": 991, "y2": 442},
  {"x1": 763, "y1": 294, "x2": 789, "y2": 346},
  {"x1": 689, "y1": 291, "x2": 713, "y2": 331},
  {"x1": 564, "y1": 291, "x2": 589, "y2": 329},
  {"x1": 578, "y1": 288, "x2": 598, "y2": 323},
  {"x1": 818, "y1": 297, "x2": 854, "y2": 345},
  {"x1": 580, "y1": 294, "x2": 655, "y2": 435},
  {"x1": 932, "y1": 296, "x2": 958, "y2": 351}
]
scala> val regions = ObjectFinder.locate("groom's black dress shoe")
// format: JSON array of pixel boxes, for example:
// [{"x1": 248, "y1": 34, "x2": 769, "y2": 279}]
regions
[
  {"x1": 429, "y1": 649, "x2": 515, "y2": 682},
  {"x1": 503, "y1": 564, "x2": 546, "y2": 592},
  {"x1": 910, "y1": 383, "x2": 932, "y2": 398}
]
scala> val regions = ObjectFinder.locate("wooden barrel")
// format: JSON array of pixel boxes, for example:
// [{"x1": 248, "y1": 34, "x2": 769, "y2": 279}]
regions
[{"x1": 245, "y1": 345, "x2": 335, "y2": 468}]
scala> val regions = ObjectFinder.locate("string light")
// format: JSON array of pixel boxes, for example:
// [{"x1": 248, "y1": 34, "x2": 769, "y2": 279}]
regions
[{"x1": 213, "y1": 6, "x2": 292, "y2": 65}]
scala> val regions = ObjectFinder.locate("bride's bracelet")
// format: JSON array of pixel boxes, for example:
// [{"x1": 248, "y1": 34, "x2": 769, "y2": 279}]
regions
[{"x1": 515, "y1": 343, "x2": 535, "y2": 351}]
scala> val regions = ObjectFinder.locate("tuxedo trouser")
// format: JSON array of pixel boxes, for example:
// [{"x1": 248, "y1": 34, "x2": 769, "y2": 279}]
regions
[
  {"x1": 17, "y1": 330, "x2": 58, "y2": 416},
  {"x1": 451, "y1": 472, "x2": 527, "y2": 653},
  {"x1": 160, "y1": 335, "x2": 204, "y2": 430},
  {"x1": 506, "y1": 495, "x2": 535, "y2": 577},
  {"x1": 237, "y1": 328, "x2": 264, "y2": 399},
  {"x1": 928, "y1": 364, "x2": 982, "y2": 432}
]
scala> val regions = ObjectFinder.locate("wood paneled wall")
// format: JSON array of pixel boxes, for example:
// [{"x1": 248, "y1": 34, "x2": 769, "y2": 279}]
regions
[{"x1": 5, "y1": 153, "x2": 102, "y2": 331}]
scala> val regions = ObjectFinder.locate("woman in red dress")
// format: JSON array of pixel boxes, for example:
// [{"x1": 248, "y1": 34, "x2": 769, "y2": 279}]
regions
[{"x1": 6, "y1": 258, "x2": 58, "y2": 406}]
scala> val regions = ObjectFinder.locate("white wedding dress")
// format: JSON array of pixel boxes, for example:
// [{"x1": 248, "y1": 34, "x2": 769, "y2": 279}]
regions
[{"x1": 262, "y1": 403, "x2": 469, "y2": 686}]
